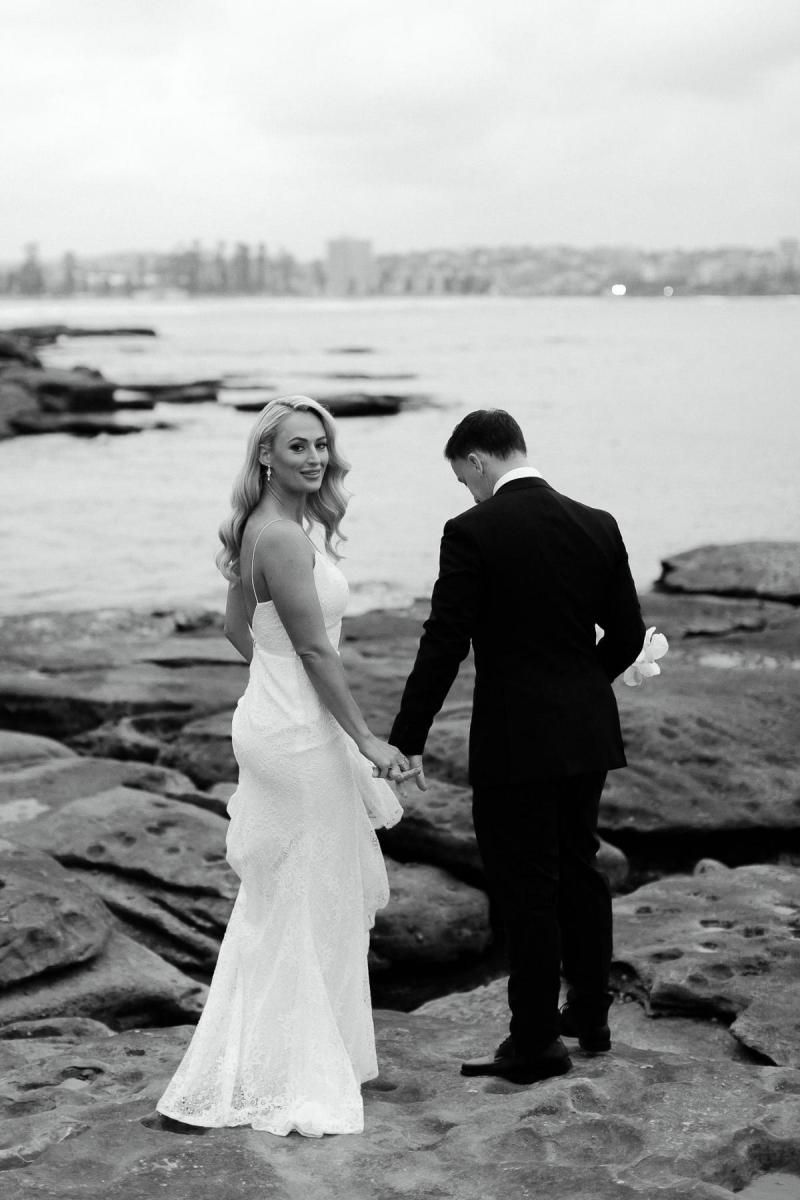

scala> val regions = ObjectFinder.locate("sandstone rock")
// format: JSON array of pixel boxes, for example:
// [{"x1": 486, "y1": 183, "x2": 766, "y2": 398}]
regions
[
  {"x1": 140, "y1": 635, "x2": 244, "y2": 667},
  {"x1": 0, "y1": 377, "x2": 39, "y2": 437},
  {"x1": 6, "y1": 324, "x2": 156, "y2": 345},
  {"x1": 379, "y1": 778, "x2": 482, "y2": 880},
  {"x1": 0, "y1": 841, "x2": 111, "y2": 987},
  {"x1": 418, "y1": 975, "x2": 749, "y2": 1063},
  {"x1": 598, "y1": 839, "x2": 629, "y2": 891},
  {"x1": 0, "y1": 755, "x2": 197, "y2": 829},
  {"x1": 0, "y1": 1010, "x2": 798, "y2": 1197},
  {"x1": 612, "y1": 864, "x2": 800, "y2": 1066},
  {"x1": 9, "y1": 787, "x2": 238, "y2": 974},
  {"x1": 0, "y1": 330, "x2": 41, "y2": 365},
  {"x1": 603, "y1": 660, "x2": 800, "y2": 840},
  {"x1": 694, "y1": 858, "x2": 730, "y2": 875},
  {"x1": 659, "y1": 542, "x2": 800, "y2": 605},
  {"x1": 158, "y1": 710, "x2": 238, "y2": 787},
  {"x1": 0, "y1": 607, "x2": 176, "y2": 672},
  {"x1": 8, "y1": 410, "x2": 169, "y2": 436},
  {"x1": 0, "y1": 1017, "x2": 114, "y2": 1041},
  {"x1": 422, "y1": 705, "x2": 472, "y2": 784},
  {"x1": 66, "y1": 712, "x2": 180, "y2": 762},
  {"x1": 314, "y1": 392, "x2": 407, "y2": 416},
  {"x1": 0, "y1": 730, "x2": 76, "y2": 768},
  {"x1": 112, "y1": 389, "x2": 158, "y2": 409},
  {"x1": 77, "y1": 867, "x2": 233, "y2": 975},
  {"x1": 0, "y1": 928, "x2": 206, "y2": 1033},
  {"x1": 321, "y1": 371, "x2": 417, "y2": 381},
  {"x1": 171, "y1": 608, "x2": 224, "y2": 634},
  {"x1": 209, "y1": 781, "x2": 236, "y2": 802},
  {"x1": 0, "y1": 658, "x2": 245, "y2": 740},
  {"x1": 341, "y1": 604, "x2": 475, "y2": 734},
  {"x1": 5, "y1": 782, "x2": 493, "y2": 978},
  {"x1": 165, "y1": 787, "x2": 231, "y2": 821},
  {"x1": 1, "y1": 365, "x2": 116, "y2": 411},
  {"x1": 374, "y1": 861, "x2": 491, "y2": 965},
  {"x1": 635, "y1": 591, "x2": 797, "y2": 641}
]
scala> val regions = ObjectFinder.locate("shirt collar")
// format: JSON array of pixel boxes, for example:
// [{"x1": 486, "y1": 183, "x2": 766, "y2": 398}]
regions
[{"x1": 492, "y1": 466, "x2": 543, "y2": 496}]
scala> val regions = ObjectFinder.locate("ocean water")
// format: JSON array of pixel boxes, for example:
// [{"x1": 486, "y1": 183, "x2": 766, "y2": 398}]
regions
[{"x1": 0, "y1": 295, "x2": 798, "y2": 617}]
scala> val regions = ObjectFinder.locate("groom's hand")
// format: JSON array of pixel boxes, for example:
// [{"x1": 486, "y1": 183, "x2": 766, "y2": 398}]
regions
[{"x1": 408, "y1": 754, "x2": 427, "y2": 791}]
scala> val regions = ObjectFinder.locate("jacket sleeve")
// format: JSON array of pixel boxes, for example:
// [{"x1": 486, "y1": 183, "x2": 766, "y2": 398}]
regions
[
  {"x1": 389, "y1": 518, "x2": 482, "y2": 755},
  {"x1": 595, "y1": 521, "x2": 646, "y2": 682}
]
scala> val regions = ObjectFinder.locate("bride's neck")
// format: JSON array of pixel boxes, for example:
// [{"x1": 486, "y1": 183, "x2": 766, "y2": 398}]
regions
[{"x1": 260, "y1": 487, "x2": 307, "y2": 525}]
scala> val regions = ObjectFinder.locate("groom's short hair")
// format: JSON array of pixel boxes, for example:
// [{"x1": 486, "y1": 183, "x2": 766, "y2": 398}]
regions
[{"x1": 444, "y1": 409, "x2": 527, "y2": 461}]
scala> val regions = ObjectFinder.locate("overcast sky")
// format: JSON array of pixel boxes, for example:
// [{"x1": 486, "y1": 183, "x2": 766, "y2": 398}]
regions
[{"x1": 2, "y1": 0, "x2": 799, "y2": 260}]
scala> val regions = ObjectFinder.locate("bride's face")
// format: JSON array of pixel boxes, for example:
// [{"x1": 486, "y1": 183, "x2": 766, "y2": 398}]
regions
[{"x1": 264, "y1": 411, "x2": 329, "y2": 495}]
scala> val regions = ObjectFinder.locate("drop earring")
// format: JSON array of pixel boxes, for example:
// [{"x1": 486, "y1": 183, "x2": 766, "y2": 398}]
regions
[{"x1": 266, "y1": 463, "x2": 272, "y2": 485}]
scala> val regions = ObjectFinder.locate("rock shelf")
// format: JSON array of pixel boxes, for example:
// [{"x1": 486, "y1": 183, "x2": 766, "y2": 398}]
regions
[
  {"x1": 0, "y1": 326, "x2": 429, "y2": 435},
  {"x1": 0, "y1": 541, "x2": 798, "y2": 1193}
]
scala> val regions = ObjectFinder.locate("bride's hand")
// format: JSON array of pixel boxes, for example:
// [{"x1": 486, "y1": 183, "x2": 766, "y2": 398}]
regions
[{"x1": 359, "y1": 735, "x2": 413, "y2": 782}]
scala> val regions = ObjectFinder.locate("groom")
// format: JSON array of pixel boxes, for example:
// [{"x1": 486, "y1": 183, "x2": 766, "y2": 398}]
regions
[{"x1": 389, "y1": 410, "x2": 645, "y2": 1084}]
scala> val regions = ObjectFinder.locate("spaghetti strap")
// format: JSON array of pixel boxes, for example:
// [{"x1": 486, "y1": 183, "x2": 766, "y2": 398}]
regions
[
  {"x1": 249, "y1": 519, "x2": 283, "y2": 604},
  {"x1": 248, "y1": 518, "x2": 317, "y2": 604}
]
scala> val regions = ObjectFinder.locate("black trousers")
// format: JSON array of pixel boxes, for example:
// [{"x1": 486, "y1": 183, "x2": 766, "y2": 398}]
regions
[{"x1": 472, "y1": 771, "x2": 612, "y2": 1054}]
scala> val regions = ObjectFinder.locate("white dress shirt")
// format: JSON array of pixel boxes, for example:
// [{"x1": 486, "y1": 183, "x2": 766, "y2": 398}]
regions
[{"x1": 492, "y1": 466, "x2": 543, "y2": 495}]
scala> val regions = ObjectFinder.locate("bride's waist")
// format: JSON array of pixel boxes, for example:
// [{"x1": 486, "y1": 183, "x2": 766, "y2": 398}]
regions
[{"x1": 239, "y1": 653, "x2": 337, "y2": 704}]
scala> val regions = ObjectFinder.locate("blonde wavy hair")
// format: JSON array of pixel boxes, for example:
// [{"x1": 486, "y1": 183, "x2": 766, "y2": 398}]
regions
[{"x1": 216, "y1": 395, "x2": 350, "y2": 582}]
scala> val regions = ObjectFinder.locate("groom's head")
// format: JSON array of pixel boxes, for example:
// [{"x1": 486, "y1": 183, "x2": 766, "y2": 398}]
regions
[{"x1": 445, "y1": 409, "x2": 528, "y2": 503}]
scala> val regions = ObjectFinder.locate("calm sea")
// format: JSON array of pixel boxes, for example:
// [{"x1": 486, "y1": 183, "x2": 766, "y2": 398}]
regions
[{"x1": 1, "y1": 295, "x2": 798, "y2": 617}]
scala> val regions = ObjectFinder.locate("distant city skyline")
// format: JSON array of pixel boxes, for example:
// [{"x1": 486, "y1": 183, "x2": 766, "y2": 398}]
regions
[
  {"x1": 2, "y1": 231, "x2": 798, "y2": 270},
  {"x1": 3, "y1": 236, "x2": 797, "y2": 299},
  {"x1": 2, "y1": 1, "x2": 799, "y2": 260}
]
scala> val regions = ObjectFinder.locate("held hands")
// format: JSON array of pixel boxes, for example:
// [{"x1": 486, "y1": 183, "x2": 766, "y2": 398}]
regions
[{"x1": 359, "y1": 735, "x2": 424, "y2": 790}]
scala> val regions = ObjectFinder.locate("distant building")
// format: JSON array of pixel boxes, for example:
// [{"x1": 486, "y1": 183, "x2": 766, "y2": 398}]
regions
[{"x1": 326, "y1": 237, "x2": 375, "y2": 296}]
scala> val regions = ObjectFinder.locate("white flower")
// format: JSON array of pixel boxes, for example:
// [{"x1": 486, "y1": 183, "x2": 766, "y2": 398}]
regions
[{"x1": 623, "y1": 626, "x2": 669, "y2": 687}]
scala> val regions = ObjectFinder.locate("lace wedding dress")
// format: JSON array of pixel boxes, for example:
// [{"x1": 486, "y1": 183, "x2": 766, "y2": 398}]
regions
[{"x1": 157, "y1": 535, "x2": 402, "y2": 1137}]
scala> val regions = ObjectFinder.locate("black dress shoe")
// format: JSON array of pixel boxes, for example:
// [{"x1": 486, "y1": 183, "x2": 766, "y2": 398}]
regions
[
  {"x1": 559, "y1": 1003, "x2": 612, "y2": 1052},
  {"x1": 461, "y1": 1036, "x2": 572, "y2": 1084}
]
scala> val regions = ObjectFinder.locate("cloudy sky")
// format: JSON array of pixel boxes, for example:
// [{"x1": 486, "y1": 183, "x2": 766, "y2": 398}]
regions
[{"x1": 2, "y1": 0, "x2": 799, "y2": 260}]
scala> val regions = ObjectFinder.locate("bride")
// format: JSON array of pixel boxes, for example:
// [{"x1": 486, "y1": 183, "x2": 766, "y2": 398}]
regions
[{"x1": 156, "y1": 395, "x2": 410, "y2": 1137}]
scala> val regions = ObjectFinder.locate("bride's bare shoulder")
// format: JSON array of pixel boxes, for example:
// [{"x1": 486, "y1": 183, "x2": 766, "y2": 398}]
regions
[{"x1": 249, "y1": 518, "x2": 314, "y2": 564}]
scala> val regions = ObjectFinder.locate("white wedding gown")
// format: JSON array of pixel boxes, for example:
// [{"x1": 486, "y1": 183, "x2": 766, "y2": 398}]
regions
[{"x1": 157, "y1": 542, "x2": 402, "y2": 1137}]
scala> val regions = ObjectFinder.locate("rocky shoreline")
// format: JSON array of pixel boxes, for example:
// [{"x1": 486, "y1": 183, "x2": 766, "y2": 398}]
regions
[
  {"x1": 0, "y1": 326, "x2": 426, "y2": 437},
  {"x1": 1, "y1": 541, "x2": 799, "y2": 1196}
]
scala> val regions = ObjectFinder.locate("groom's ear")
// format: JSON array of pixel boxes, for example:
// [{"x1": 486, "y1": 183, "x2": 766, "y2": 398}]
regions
[{"x1": 467, "y1": 452, "x2": 483, "y2": 475}]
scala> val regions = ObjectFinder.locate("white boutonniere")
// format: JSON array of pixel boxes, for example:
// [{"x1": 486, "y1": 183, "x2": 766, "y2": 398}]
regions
[{"x1": 623, "y1": 627, "x2": 669, "y2": 687}]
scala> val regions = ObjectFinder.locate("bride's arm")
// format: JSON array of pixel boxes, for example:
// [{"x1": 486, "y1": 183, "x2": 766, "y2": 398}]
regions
[
  {"x1": 223, "y1": 579, "x2": 254, "y2": 664},
  {"x1": 263, "y1": 525, "x2": 403, "y2": 777}
]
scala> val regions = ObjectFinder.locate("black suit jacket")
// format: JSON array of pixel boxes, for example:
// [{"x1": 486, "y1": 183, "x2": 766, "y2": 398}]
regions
[{"x1": 389, "y1": 477, "x2": 645, "y2": 786}]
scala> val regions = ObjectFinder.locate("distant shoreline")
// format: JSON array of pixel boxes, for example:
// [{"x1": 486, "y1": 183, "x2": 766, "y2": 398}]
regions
[{"x1": 2, "y1": 292, "x2": 800, "y2": 306}]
